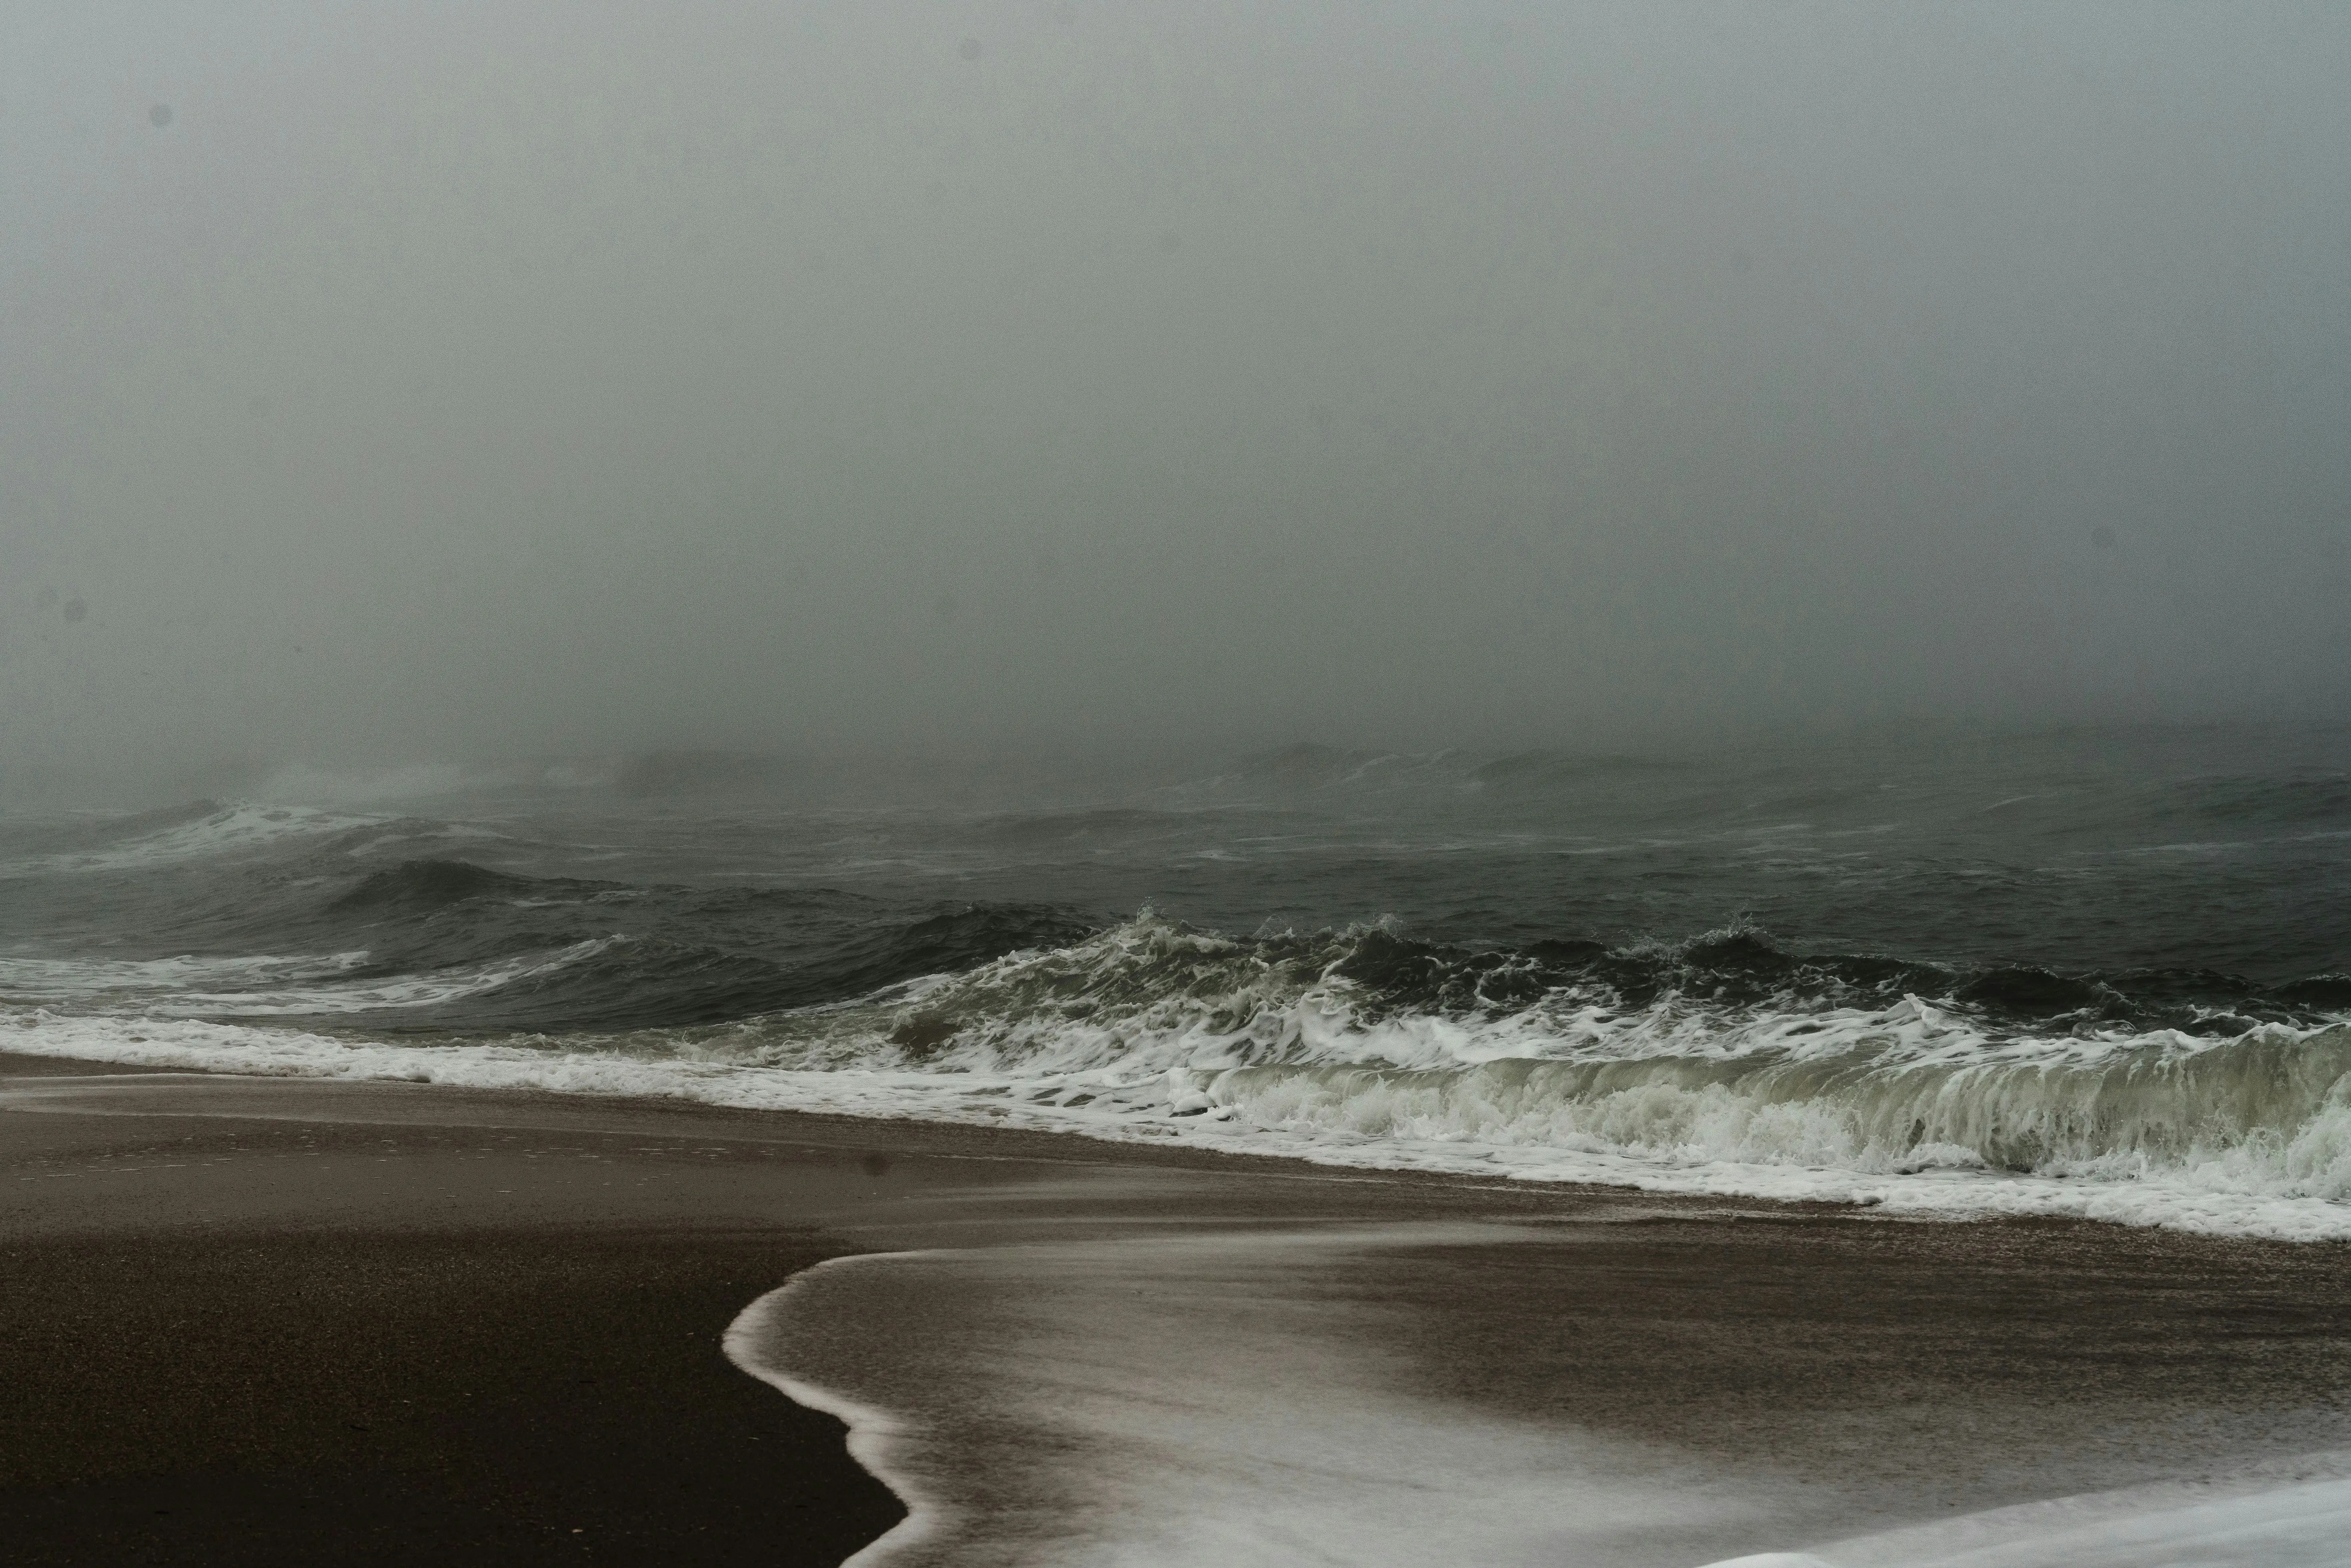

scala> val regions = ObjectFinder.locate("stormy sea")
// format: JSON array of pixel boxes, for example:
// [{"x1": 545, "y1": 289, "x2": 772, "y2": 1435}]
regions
[{"x1": 7, "y1": 723, "x2": 2347, "y2": 1243}]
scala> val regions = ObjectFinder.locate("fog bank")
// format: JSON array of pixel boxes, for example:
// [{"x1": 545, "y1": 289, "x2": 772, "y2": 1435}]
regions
[{"x1": 5, "y1": 2, "x2": 2348, "y2": 786}]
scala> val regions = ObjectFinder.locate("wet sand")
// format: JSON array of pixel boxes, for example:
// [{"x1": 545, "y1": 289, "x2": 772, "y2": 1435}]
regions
[
  {"x1": 0, "y1": 1057, "x2": 920, "y2": 1566},
  {"x1": 9, "y1": 1053, "x2": 2351, "y2": 1565},
  {"x1": 742, "y1": 1211, "x2": 2351, "y2": 1565}
]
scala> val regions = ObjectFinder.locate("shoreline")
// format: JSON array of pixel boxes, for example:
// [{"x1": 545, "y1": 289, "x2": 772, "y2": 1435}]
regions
[
  {"x1": 16, "y1": 1015, "x2": 2351, "y2": 1244},
  {"x1": 11, "y1": 1050, "x2": 2351, "y2": 1565}
]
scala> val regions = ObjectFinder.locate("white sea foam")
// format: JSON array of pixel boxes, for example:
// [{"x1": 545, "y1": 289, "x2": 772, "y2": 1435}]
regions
[
  {"x1": 5, "y1": 1014, "x2": 2349, "y2": 1240},
  {"x1": 724, "y1": 1259, "x2": 942, "y2": 1564},
  {"x1": 0, "y1": 940, "x2": 618, "y2": 1017},
  {"x1": 4, "y1": 803, "x2": 386, "y2": 874},
  {"x1": 1721, "y1": 1454, "x2": 2351, "y2": 1567},
  {"x1": 0, "y1": 950, "x2": 375, "y2": 1002},
  {"x1": 7, "y1": 913, "x2": 2350, "y2": 1240}
]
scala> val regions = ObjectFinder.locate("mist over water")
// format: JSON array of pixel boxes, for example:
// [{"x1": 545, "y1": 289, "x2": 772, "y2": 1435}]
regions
[
  {"x1": 6, "y1": 725, "x2": 2348, "y2": 1237},
  {"x1": 4, "y1": 3, "x2": 2350, "y2": 790}
]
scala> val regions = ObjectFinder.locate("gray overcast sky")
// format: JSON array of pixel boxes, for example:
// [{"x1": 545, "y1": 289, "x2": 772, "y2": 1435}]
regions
[{"x1": 3, "y1": 1, "x2": 2348, "y2": 781}]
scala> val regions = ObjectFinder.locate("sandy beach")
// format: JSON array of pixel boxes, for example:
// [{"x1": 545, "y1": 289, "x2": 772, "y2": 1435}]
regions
[
  {"x1": 0, "y1": 1056, "x2": 917, "y2": 1565},
  {"x1": 8, "y1": 1053, "x2": 2351, "y2": 1566}
]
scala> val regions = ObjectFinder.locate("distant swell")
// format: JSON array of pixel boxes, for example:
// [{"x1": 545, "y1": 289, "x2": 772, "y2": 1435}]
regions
[
  {"x1": 6, "y1": 843, "x2": 1104, "y2": 1034},
  {"x1": 329, "y1": 858, "x2": 543, "y2": 911}
]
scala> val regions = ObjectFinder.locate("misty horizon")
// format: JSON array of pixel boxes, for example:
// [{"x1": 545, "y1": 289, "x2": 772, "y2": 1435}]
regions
[{"x1": 7, "y1": 2, "x2": 2349, "y2": 794}]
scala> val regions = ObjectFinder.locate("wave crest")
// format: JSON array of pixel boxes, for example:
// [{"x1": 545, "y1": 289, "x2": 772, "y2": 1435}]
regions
[
  {"x1": 11, "y1": 906, "x2": 2351, "y2": 1237},
  {"x1": 655, "y1": 915, "x2": 2351, "y2": 1220}
]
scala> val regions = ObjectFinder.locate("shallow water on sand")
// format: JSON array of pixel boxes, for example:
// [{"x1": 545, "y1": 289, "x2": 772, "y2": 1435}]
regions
[
  {"x1": 711, "y1": 1131, "x2": 2351, "y2": 1568},
  {"x1": 727, "y1": 1204, "x2": 2351, "y2": 1568},
  {"x1": 731, "y1": 1227, "x2": 1794, "y2": 1568}
]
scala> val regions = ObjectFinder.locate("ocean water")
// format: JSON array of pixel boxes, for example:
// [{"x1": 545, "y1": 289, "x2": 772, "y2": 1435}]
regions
[{"x1": 6, "y1": 725, "x2": 2349, "y2": 1239}]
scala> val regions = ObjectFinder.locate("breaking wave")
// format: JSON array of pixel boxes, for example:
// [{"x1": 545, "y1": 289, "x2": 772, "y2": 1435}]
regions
[
  {"x1": 7, "y1": 733, "x2": 2349, "y2": 1240},
  {"x1": 11, "y1": 905, "x2": 2351, "y2": 1239},
  {"x1": 660, "y1": 915, "x2": 2351, "y2": 1228}
]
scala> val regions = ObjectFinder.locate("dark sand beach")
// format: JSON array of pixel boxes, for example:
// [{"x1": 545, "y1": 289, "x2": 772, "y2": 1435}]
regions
[
  {"x1": 9, "y1": 1055, "x2": 2351, "y2": 1566},
  {"x1": 0, "y1": 1057, "x2": 915, "y2": 1566}
]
